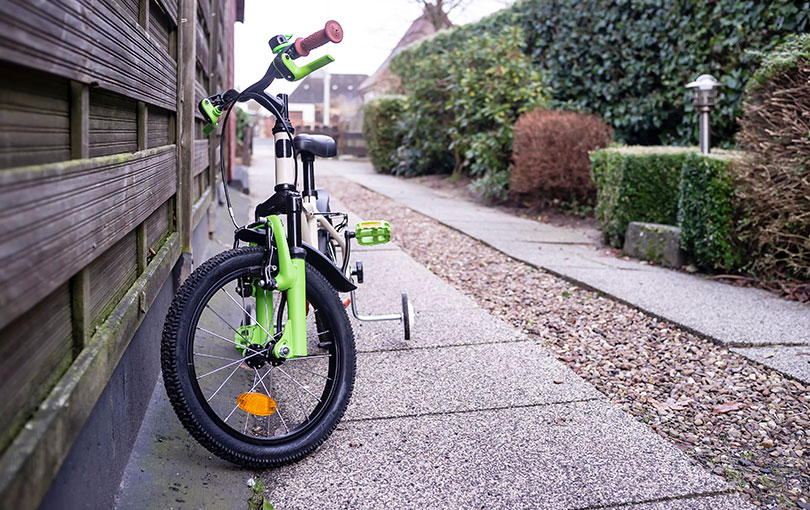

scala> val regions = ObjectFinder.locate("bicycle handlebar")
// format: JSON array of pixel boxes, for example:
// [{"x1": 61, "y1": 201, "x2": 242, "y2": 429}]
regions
[{"x1": 294, "y1": 20, "x2": 343, "y2": 57}]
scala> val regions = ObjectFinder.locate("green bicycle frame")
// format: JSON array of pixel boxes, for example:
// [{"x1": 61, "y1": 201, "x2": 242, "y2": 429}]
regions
[{"x1": 237, "y1": 215, "x2": 307, "y2": 359}]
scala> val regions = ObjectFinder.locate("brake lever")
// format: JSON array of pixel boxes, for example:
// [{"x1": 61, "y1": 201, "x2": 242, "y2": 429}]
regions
[{"x1": 199, "y1": 89, "x2": 239, "y2": 135}]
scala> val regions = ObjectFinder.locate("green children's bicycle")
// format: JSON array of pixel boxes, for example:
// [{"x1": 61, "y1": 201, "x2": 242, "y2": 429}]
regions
[{"x1": 161, "y1": 21, "x2": 413, "y2": 467}]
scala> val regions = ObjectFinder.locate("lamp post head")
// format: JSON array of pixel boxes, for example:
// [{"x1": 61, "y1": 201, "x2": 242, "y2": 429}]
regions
[{"x1": 686, "y1": 74, "x2": 723, "y2": 109}]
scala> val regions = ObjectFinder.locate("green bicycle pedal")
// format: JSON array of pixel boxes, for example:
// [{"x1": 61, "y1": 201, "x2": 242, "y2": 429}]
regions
[{"x1": 355, "y1": 220, "x2": 391, "y2": 246}]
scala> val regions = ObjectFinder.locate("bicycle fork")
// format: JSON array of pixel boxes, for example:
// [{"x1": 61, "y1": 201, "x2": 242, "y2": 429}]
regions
[{"x1": 238, "y1": 210, "x2": 308, "y2": 360}]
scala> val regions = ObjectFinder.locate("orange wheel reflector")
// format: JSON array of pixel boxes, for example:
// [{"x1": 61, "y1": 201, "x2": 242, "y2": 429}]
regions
[
  {"x1": 343, "y1": 298, "x2": 351, "y2": 309},
  {"x1": 237, "y1": 392, "x2": 277, "y2": 416}
]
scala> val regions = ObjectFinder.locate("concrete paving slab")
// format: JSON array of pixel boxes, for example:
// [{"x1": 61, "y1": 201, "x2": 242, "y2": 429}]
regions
[
  {"x1": 505, "y1": 242, "x2": 655, "y2": 272},
  {"x1": 261, "y1": 400, "x2": 740, "y2": 510},
  {"x1": 732, "y1": 345, "x2": 810, "y2": 384},
  {"x1": 351, "y1": 249, "x2": 481, "y2": 313},
  {"x1": 115, "y1": 379, "x2": 253, "y2": 510},
  {"x1": 606, "y1": 493, "x2": 750, "y2": 510},
  {"x1": 447, "y1": 220, "x2": 595, "y2": 245},
  {"x1": 556, "y1": 266, "x2": 810, "y2": 347},
  {"x1": 352, "y1": 307, "x2": 525, "y2": 352},
  {"x1": 347, "y1": 341, "x2": 601, "y2": 420}
]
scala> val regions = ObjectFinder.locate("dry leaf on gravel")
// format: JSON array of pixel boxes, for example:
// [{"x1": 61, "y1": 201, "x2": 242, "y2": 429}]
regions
[
  {"x1": 712, "y1": 401, "x2": 746, "y2": 414},
  {"x1": 649, "y1": 398, "x2": 691, "y2": 412}
]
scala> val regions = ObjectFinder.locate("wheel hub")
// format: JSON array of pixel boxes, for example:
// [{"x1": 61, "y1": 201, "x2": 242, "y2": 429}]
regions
[{"x1": 244, "y1": 343, "x2": 269, "y2": 369}]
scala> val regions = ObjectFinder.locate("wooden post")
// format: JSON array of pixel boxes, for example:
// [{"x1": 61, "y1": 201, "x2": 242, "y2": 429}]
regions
[
  {"x1": 178, "y1": 0, "x2": 196, "y2": 269},
  {"x1": 208, "y1": 0, "x2": 221, "y2": 234},
  {"x1": 136, "y1": 223, "x2": 148, "y2": 274},
  {"x1": 138, "y1": 0, "x2": 150, "y2": 32},
  {"x1": 70, "y1": 81, "x2": 88, "y2": 159},
  {"x1": 137, "y1": 101, "x2": 148, "y2": 151},
  {"x1": 69, "y1": 270, "x2": 90, "y2": 355}
]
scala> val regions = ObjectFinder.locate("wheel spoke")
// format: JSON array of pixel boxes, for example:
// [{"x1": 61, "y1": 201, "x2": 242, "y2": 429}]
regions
[
  {"x1": 286, "y1": 354, "x2": 331, "y2": 361},
  {"x1": 196, "y1": 326, "x2": 261, "y2": 355},
  {"x1": 276, "y1": 366, "x2": 322, "y2": 403},
  {"x1": 288, "y1": 362, "x2": 332, "y2": 381},
  {"x1": 206, "y1": 359, "x2": 245, "y2": 403},
  {"x1": 194, "y1": 352, "x2": 241, "y2": 362},
  {"x1": 196, "y1": 350, "x2": 260, "y2": 380},
  {"x1": 205, "y1": 304, "x2": 249, "y2": 342},
  {"x1": 223, "y1": 289, "x2": 273, "y2": 339}
]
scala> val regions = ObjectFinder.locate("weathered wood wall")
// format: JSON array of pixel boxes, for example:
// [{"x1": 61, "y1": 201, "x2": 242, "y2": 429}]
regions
[{"x1": 0, "y1": 0, "x2": 234, "y2": 506}]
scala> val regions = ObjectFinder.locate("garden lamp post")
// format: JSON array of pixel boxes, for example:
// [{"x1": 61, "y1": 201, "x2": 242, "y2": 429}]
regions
[{"x1": 686, "y1": 74, "x2": 723, "y2": 154}]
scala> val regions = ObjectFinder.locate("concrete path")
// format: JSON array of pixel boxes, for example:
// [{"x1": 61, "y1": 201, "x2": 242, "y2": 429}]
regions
[
  {"x1": 116, "y1": 143, "x2": 750, "y2": 509},
  {"x1": 324, "y1": 159, "x2": 810, "y2": 384}
]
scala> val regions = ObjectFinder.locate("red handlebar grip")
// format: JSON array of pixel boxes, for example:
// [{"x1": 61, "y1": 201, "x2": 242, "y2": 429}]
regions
[{"x1": 294, "y1": 20, "x2": 343, "y2": 57}]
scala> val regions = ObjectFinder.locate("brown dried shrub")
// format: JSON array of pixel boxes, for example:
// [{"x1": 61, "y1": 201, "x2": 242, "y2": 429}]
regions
[
  {"x1": 509, "y1": 109, "x2": 613, "y2": 203},
  {"x1": 734, "y1": 34, "x2": 810, "y2": 286}
]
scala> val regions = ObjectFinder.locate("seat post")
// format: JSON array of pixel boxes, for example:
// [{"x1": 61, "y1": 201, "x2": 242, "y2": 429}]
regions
[{"x1": 300, "y1": 152, "x2": 317, "y2": 198}]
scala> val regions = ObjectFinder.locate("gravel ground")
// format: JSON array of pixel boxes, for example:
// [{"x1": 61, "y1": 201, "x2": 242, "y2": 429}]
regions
[{"x1": 323, "y1": 176, "x2": 810, "y2": 510}]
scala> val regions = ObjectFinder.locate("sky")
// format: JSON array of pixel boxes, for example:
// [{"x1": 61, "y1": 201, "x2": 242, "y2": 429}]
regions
[{"x1": 233, "y1": 0, "x2": 514, "y2": 95}]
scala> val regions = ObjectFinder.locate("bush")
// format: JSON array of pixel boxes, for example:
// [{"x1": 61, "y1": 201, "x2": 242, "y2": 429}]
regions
[
  {"x1": 362, "y1": 97, "x2": 406, "y2": 174},
  {"x1": 591, "y1": 146, "x2": 744, "y2": 257},
  {"x1": 510, "y1": 110, "x2": 613, "y2": 203},
  {"x1": 390, "y1": 25, "x2": 549, "y2": 199},
  {"x1": 396, "y1": 0, "x2": 808, "y2": 146},
  {"x1": 735, "y1": 34, "x2": 810, "y2": 281},
  {"x1": 590, "y1": 147, "x2": 691, "y2": 247},
  {"x1": 677, "y1": 153, "x2": 743, "y2": 271}
]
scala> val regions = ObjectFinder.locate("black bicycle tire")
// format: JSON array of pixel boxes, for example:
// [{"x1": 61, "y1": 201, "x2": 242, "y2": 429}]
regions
[{"x1": 161, "y1": 246, "x2": 355, "y2": 467}]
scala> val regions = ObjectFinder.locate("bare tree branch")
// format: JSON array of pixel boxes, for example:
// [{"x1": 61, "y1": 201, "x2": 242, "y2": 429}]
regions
[{"x1": 410, "y1": 0, "x2": 471, "y2": 30}]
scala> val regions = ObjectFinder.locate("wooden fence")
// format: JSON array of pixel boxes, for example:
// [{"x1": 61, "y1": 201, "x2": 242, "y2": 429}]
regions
[{"x1": 0, "y1": 0, "x2": 237, "y2": 505}]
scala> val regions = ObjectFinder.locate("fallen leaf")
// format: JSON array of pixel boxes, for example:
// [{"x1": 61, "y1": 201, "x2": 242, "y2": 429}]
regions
[
  {"x1": 763, "y1": 350, "x2": 776, "y2": 359},
  {"x1": 712, "y1": 401, "x2": 745, "y2": 414},
  {"x1": 650, "y1": 398, "x2": 691, "y2": 411}
]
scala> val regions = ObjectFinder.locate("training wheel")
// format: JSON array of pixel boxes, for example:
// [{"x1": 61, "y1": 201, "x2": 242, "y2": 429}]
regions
[{"x1": 401, "y1": 293, "x2": 414, "y2": 341}]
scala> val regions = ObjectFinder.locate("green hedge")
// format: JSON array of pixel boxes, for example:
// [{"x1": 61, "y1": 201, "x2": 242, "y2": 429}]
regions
[
  {"x1": 393, "y1": 0, "x2": 808, "y2": 147},
  {"x1": 590, "y1": 146, "x2": 743, "y2": 262},
  {"x1": 678, "y1": 153, "x2": 742, "y2": 271},
  {"x1": 590, "y1": 147, "x2": 691, "y2": 247},
  {"x1": 390, "y1": 26, "x2": 548, "y2": 199},
  {"x1": 362, "y1": 97, "x2": 406, "y2": 174}
]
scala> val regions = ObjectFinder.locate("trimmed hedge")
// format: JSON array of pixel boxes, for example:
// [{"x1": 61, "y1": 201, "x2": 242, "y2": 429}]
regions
[
  {"x1": 392, "y1": 0, "x2": 808, "y2": 147},
  {"x1": 590, "y1": 146, "x2": 743, "y2": 262},
  {"x1": 678, "y1": 153, "x2": 743, "y2": 271},
  {"x1": 362, "y1": 97, "x2": 406, "y2": 174},
  {"x1": 590, "y1": 147, "x2": 691, "y2": 247}
]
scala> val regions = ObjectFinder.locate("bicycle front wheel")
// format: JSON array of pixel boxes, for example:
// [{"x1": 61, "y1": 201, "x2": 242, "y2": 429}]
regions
[{"x1": 161, "y1": 247, "x2": 356, "y2": 467}]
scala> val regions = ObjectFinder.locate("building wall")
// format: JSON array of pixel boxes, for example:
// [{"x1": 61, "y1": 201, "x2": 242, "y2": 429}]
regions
[{"x1": 0, "y1": 1, "x2": 236, "y2": 507}]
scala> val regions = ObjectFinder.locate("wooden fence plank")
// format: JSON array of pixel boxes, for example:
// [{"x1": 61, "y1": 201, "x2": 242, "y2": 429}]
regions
[
  {"x1": 197, "y1": 0, "x2": 211, "y2": 35},
  {"x1": 148, "y1": 0, "x2": 173, "y2": 56},
  {"x1": 87, "y1": 231, "x2": 139, "y2": 333},
  {"x1": 194, "y1": 80, "x2": 207, "y2": 120},
  {"x1": 0, "y1": 64, "x2": 71, "y2": 169},
  {"x1": 89, "y1": 89, "x2": 138, "y2": 158},
  {"x1": 0, "y1": 146, "x2": 177, "y2": 331},
  {"x1": 196, "y1": 20, "x2": 210, "y2": 73},
  {"x1": 147, "y1": 105, "x2": 171, "y2": 148},
  {"x1": 0, "y1": 283, "x2": 73, "y2": 456},
  {"x1": 0, "y1": 0, "x2": 177, "y2": 111},
  {"x1": 156, "y1": 0, "x2": 178, "y2": 25},
  {"x1": 192, "y1": 186, "x2": 212, "y2": 228},
  {"x1": 145, "y1": 200, "x2": 171, "y2": 251},
  {"x1": 193, "y1": 139, "x2": 209, "y2": 177}
]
